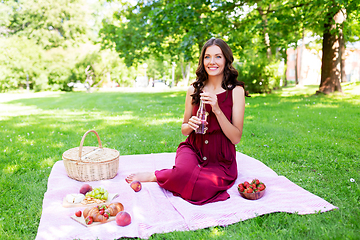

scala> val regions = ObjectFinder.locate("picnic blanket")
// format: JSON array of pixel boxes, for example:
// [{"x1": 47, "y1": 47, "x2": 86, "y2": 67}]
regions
[{"x1": 36, "y1": 152, "x2": 337, "y2": 239}]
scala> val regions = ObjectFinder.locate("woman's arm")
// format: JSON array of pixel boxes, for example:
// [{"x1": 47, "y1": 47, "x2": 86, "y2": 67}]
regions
[
  {"x1": 200, "y1": 86, "x2": 245, "y2": 144},
  {"x1": 181, "y1": 86, "x2": 202, "y2": 136}
]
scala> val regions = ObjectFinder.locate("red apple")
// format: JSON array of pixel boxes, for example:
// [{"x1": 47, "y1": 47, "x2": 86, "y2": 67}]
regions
[
  {"x1": 80, "y1": 184, "x2": 93, "y2": 195},
  {"x1": 115, "y1": 211, "x2": 131, "y2": 226},
  {"x1": 130, "y1": 180, "x2": 142, "y2": 192}
]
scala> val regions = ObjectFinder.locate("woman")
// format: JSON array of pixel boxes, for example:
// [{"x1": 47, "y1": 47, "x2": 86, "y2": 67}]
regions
[{"x1": 126, "y1": 38, "x2": 249, "y2": 205}]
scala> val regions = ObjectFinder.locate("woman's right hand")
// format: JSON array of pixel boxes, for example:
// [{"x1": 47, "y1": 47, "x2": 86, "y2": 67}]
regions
[{"x1": 187, "y1": 115, "x2": 201, "y2": 131}]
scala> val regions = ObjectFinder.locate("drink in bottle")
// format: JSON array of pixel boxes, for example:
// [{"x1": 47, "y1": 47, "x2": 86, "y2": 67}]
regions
[{"x1": 195, "y1": 99, "x2": 208, "y2": 134}]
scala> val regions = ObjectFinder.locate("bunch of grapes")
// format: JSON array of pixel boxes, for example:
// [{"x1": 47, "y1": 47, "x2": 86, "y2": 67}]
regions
[{"x1": 85, "y1": 187, "x2": 109, "y2": 200}]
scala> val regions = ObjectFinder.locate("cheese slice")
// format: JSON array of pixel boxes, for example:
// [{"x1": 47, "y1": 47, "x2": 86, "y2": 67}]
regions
[{"x1": 66, "y1": 194, "x2": 85, "y2": 204}]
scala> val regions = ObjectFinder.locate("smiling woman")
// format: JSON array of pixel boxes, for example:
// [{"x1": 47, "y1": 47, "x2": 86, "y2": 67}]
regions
[
  {"x1": 126, "y1": 38, "x2": 250, "y2": 205},
  {"x1": 191, "y1": 38, "x2": 250, "y2": 106},
  {"x1": 203, "y1": 45, "x2": 225, "y2": 78}
]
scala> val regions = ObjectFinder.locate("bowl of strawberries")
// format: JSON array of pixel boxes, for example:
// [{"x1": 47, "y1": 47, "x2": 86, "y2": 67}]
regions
[{"x1": 238, "y1": 178, "x2": 266, "y2": 200}]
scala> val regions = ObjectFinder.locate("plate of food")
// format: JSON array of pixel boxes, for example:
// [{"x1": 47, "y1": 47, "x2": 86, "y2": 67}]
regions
[
  {"x1": 71, "y1": 202, "x2": 126, "y2": 227},
  {"x1": 63, "y1": 184, "x2": 119, "y2": 208}
]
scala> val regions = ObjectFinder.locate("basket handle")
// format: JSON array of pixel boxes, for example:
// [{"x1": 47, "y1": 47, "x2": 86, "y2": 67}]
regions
[{"x1": 78, "y1": 130, "x2": 103, "y2": 159}]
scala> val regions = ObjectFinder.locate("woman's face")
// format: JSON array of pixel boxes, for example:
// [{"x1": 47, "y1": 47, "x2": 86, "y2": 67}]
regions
[{"x1": 203, "y1": 45, "x2": 225, "y2": 78}]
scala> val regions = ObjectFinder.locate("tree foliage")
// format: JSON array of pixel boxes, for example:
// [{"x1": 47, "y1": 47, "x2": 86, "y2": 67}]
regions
[
  {"x1": 0, "y1": 36, "x2": 47, "y2": 91},
  {"x1": 100, "y1": 0, "x2": 360, "y2": 93},
  {"x1": 0, "y1": 0, "x2": 136, "y2": 92},
  {"x1": 101, "y1": 0, "x2": 224, "y2": 66},
  {"x1": 2, "y1": 0, "x2": 90, "y2": 49},
  {"x1": 1, "y1": 0, "x2": 360, "y2": 93}
]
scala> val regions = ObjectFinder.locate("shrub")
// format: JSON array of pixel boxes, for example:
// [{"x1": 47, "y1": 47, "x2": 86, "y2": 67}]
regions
[
  {"x1": 235, "y1": 55, "x2": 282, "y2": 94},
  {"x1": 0, "y1": 37, "x2": 46, "y2": 92}
]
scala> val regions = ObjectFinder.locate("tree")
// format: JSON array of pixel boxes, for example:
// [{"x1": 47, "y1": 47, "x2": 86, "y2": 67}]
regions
[
  {"x1": 0, "y1": 36, "x2": 46, "y2": 91},
  {"x1": 227, "y1": 0, "x2": 360, "y2": 94},
  {"x1": 100, "y1": 0, "x2": 235, "y2": 84},
  {"x1": 290, "y1": 0, "x2": 359, "y2": 94},
  {"x1": 2, "y1": 0, "x2": 90, "y2": 49},
  {"x1": 100, "y1": 0, "x2": 282, "y2": 90},
  {"x1": 317, "y1": 8, "x2": 345, "y2": 94},
  {"x1": 0, "y1": 0, "x2": 126, "y2": 91}
]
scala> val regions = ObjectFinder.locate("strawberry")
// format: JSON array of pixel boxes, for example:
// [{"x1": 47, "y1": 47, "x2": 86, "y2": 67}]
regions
[
  {"x1": 252, "y1": 183, "x2": 257, "y2": 189},
  {"x1": 254, "y1": 179, "x2": 260, "y2": 185},
  {"x1": 238, "y1": 184, "x2": 245, "y2": 192},
  {"x1": 246, "y1": 187, "x2": 253, "y2": 193},
  {"x1": 75, "y1": 210, "x2": 82, "y2": 217},
  {"x1": 85, "y1": 216, "x2": 93, "y2": 225},
  {"x1": 99, "y1": 209, "x2": 105, "y2": 215},
  {"x1": 98, "y1": 204, "x2": 107, "y2": 210},
  {"x1": 243, "y1": 181, "x2": 250, "y2": 188},
  {"x1": 258, "y1": 184, "x2": 265, "y2": 191},
  {"x1": 104, "y1": 213, "x2": 109, "y2": 219}
]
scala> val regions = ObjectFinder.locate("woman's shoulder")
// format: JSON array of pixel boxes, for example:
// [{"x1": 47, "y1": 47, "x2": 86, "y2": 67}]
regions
[
  {"x1": 187, "y1": 85, "x2": 195, "y2": 95},
  {"x1": 232, "y1": 85, "x2": 245, "y2": 96}
]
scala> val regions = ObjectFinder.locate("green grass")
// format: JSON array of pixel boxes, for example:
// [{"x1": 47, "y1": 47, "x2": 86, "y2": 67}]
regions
[{"x1": 0, "y1": 83, "x2": 359, "y2": 240}]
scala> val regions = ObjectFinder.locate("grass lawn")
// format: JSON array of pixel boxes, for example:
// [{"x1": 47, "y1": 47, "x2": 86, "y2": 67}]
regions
[{"x1": 0, "y1": 83, "x2": 359, "y2": 239}]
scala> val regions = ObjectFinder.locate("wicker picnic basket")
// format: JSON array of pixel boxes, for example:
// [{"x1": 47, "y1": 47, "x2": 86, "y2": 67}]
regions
[{"x1": 62, "y1": 130, "x2": 119, "y2": 182}]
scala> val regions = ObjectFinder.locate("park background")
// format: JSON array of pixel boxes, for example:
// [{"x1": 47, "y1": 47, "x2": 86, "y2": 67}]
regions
[
  {"x1": 1, "y1": 0, "x2": 360, "y2": 94},
  {"x1": 1, "y1": 0, "x2": 359, "y2": 239}
]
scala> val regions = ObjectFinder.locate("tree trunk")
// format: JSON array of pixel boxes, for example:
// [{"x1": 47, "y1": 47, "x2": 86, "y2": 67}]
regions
[
  {"x1": 295, "y1": 46, "x2": 299, "y2": 85},
  {"x1": 298, "y1": 27, "x2": 305, "y2": 86},
  {"x1": 181, "y1": 62, "x2": 191, "y2": 86},
  {"x1": 171, "y1": 62, "x2": 176, "y2": 87},
  {"x1": 283, "y1": 47, "x2": 288, "y2": 87},
  {"x1": 258, "y1": 6, "x2": 272, "y2": 60},
  {"x1": 339, "y1": 26, "x2": 346, "y2": 83},
  {"x1": 317, "y1": 9, "x2": 345, "y2": 94},
  {"x1": 185, "y1": 62, "x2": 190, "y2": 86},
  {"x1": 181, "y1": 62, "x2": 185, "y2": 81}
]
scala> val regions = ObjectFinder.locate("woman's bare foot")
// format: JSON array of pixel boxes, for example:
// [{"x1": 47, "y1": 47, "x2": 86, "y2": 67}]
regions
[{"x1": 125, "y1": 172, "x2": 156, "y2": 183}]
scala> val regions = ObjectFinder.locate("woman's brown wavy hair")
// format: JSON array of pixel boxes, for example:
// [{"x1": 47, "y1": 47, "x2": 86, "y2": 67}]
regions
[{"x1": 191, "y1": 38, "x2": 249, "y2": 105}]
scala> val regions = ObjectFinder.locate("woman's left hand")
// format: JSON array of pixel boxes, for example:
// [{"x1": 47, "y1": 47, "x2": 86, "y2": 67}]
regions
[{"x1": 200, "y1": 91, "x2": 221, "y2": 114}]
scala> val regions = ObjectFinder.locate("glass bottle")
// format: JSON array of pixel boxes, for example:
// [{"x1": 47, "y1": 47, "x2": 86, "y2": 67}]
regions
[{"x1": 195, "y1": 99, "x2": 208, "y2": 134}]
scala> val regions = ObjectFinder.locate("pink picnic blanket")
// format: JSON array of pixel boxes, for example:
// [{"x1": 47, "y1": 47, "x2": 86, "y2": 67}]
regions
[{"x1": 36, "y1": 152, "x2": 337, "y2": 239}]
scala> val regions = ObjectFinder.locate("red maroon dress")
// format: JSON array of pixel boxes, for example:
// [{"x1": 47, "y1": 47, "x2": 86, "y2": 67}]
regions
[{"x1": 155, "y1": 90, "x2": 237, "y2": 205}]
